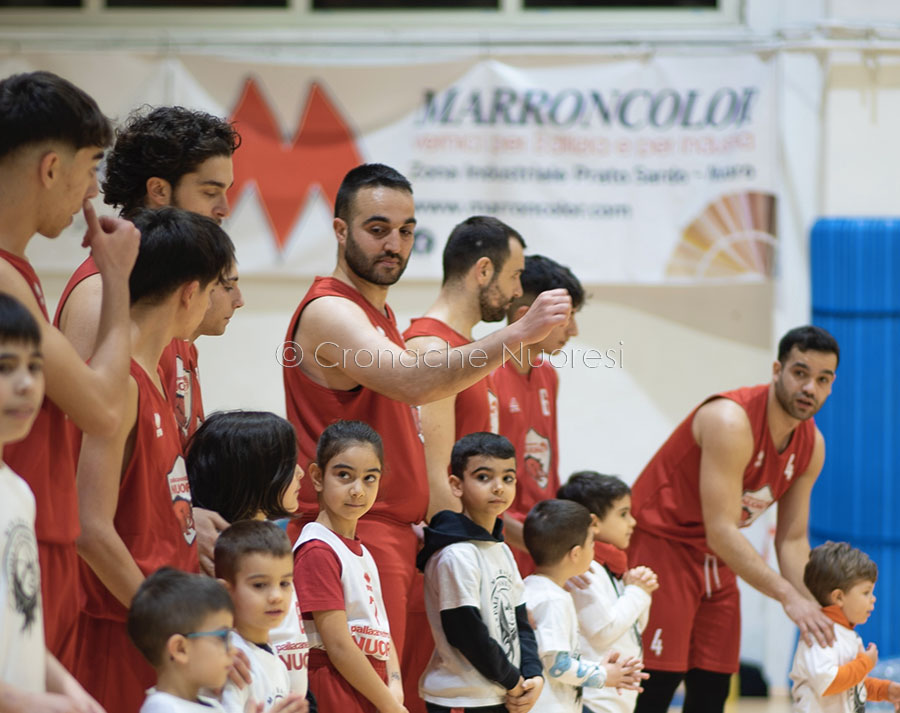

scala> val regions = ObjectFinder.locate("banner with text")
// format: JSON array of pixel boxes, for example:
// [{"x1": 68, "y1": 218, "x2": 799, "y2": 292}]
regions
[{"x1": 4, "y1": 52, "x2": 777, "y2": 283}]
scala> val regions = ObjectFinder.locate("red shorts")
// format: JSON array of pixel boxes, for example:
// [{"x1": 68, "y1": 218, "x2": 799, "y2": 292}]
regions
[
  {"x1": 401, "y1": 571, "x2": 432, "y2": 713},
  {"x1": 355, "y1": 518, "x2": 418, "y2": 661},
  {"x1": 39, "y1": 541, "x2": 81, "y2": 671},
  {"x1": 308, "y1": 649, "x2": 387, "y2": 713},
  {"x1": 628, "y1": 529, "x2": 741, "y2": 674},
  {"x1": 74, "y1": 614, "x2": 155, "y2": 713}
]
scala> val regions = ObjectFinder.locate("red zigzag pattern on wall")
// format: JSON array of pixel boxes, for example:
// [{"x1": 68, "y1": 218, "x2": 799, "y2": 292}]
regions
[{"x1": 228, "y1": 78, "x2": 363, "y2": 251}]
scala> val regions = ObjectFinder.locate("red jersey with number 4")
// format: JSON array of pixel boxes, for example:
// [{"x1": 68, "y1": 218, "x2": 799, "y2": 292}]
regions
[
  {"x1": 493, "y1": 358, "x2": 559, "y2": 521},
  {"x1": 631, "y1": 383, "x2": 817, "y2": 553},
  {"x1": 0, "y1": 250, "x2": 78, "y2": 544},
  {"x1": 402, "y1": 317, "x2": 499, "y2": 440},
  {"x1": 80, "y1": 360, "x2": 198, "y2": 622},
  {"x1": 158, "y1": 340, "x2": 204, "y2": 449},
  {"x1": 284, "y1": 277, "x2": 428, "y2": 528}
]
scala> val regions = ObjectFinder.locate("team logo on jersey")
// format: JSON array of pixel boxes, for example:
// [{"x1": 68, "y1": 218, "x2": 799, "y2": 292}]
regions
[
  {"x1": 524, "y1": 428, "x2": 551, "y2": 489},
  {"x1": 490, "y1": 572, "x2": 519, "y2": 662},
  {"x1": 167, "y1": 456, "x2": 197, "y2": 545},
  {"x1": 508, "y1": 397, "x2": 521, "y2": 414},
  {"x1": 3, "y1": 521, "x2": 39, "y2": 632},
  {"x1": 753, "y1": 450, "x2": 765, "y2": 468},
  {"x1": 154, "y1": 412, "x2": 164, "y2": 438},
  {"x1": 539, "y1": 388, "x2": 551, "y2": 417},
  {"x1": 173, "y1": 355, "x2": 192, "y2": 439},
  {"x1": 488, "y1": 389, "x2": 500, "y2": 434},
  {"x1": 740, "y1": 485, "x2": 774, "y2": 527}
]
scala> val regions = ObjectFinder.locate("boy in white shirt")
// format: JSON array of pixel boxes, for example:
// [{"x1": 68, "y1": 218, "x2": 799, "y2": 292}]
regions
[
  {"x1": 558, "y1": 472, "x2": 658, "y2": 713},
  {"x1": 790, "y1": 541, "x2": 900, "y2": 712},
  {"x1": 523, "y1": 499, "x2": 645, "y2": 713},
  {"x1": 127, "y1": 567, "x2": 235, "y2": 713},
  {"x1": 215, "y1": 520, "x2": 308, "y2": 713},
  {"x1": 0, "y1": 293, "x2": 104, "y2": 713},
  {"x1": 418, "y1": 432, "x2": 544, "y2": 713}
]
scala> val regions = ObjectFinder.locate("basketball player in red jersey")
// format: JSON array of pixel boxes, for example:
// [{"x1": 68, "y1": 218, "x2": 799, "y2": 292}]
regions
[
  {"x1": 401, "y1": 215, "x2": 525, "y2": 712},
  {"x1": 629, "y1": 326, "x2": 840, "y2": 713},
  {"x1": 54, "y1": 106, "x2": 243, "y2": 574},
  {"x1": 494, "y1": 255, "x2": 584, "y2": 576},
  {"x1": 0, "y1": 71, "x2": 139, "y2": 672},
  {"x1": 75, "y1": 207, "x2": 234, "y2": 713},
  {"x1": 283, "y1": 163, "x2": 572, "y2": 679}
]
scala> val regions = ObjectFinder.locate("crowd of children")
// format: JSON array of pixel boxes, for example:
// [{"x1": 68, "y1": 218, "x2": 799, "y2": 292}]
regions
[{"x1": 0, "y1": 67, "x2": 896, "y2": 713}]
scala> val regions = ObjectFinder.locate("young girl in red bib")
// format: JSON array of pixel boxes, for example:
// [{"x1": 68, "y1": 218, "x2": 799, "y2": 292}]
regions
[{"x1": 293, "y1": 421, "x2": 406, "y2": 713}]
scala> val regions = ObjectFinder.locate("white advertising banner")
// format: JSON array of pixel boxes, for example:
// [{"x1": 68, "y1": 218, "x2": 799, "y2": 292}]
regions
[{"x1": 4, "y1": 51, "x2": 777, "y2": 284}]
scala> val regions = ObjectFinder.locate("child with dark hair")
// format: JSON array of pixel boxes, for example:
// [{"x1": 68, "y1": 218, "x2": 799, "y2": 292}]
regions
[
  {"x1": 293, "y1": 420, "x2": 406, "y2": 713},
  {"x1": 0, "y1": 293, "x2": 103, "y2": 712},
  {"x1": 215, "y1": 520, "x2": 307, "y2": 713},
  {"x1": 522, "y1": 500, "x2": 644, "y2": 713},
  {"x1": 187, "y1": 411, "x2": 311, "y2": 706},
  {"x1": 128, "y1": 567, "x2": 235, "y2": 713},
  {"x1": 557, "y1": 472, "x2": 657, "y2": 713},
  {"x1": 417, "y1": 432, "x2": 543, "y2": 713},
  {"x1": 74, "y1": 206, "x2": 235, "y2": 713},
  {"x1": 789, "y1": 541, "x2": 900, "y2": 712}
]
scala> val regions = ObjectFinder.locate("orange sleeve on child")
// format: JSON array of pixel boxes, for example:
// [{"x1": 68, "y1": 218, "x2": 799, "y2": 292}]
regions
[
  {"x1": 864, "y1": 677, "x2": 891, "y2": 701},
  {"x1": 823, "y1": 652, "x2": 874, "y2": 695}
]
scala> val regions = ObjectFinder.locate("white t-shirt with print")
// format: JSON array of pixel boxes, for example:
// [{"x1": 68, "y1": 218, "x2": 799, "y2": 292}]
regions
[
  {"x1": 269, "y1": 589, "x2": 309, "y2": 697},
  {"x1": 791, "y1": 619, "x2": 870, "y2": 713},
  {"x1": 220, "y1": 632, "x2": 292, "y2": 713},
  {"x1": 0, "y1": 463, "x2": 44, "y2": 694},
  {"x1": 141, "y1": 689, "x2": 226, "y2": 713},
  {"x1": 421, "y1": 539, "x2": 524, "y2": 707}
]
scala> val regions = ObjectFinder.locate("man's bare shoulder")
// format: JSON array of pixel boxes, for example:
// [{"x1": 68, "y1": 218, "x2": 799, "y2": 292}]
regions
[
  {"x1": 693, "y1": 396, "x2": 753, "y2": 446},
  {"x1": 0, "y1": 256, "x2": 46, "y2": 320},
  {"x1": 293, "y1": 294, "x2": 373, "y2": 342},
  {"x1": 404, "y1": 333, "x2": 451, "y2": 353}
]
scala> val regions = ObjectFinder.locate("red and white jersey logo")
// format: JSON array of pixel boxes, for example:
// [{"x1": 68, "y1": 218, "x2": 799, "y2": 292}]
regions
[
  {"x1": 539, "y1": 388, "x2": 551, "y2": 417},
  {"x1": 524, "y1": 428, "x2": 551, "y2": 489},
  {"x1": 488, "y1": 389, "x2": 500, "y2": 434},
  {"x1": 167, "y1": 455, "x2": 197, "y2": 545},
  {"x1": 740, "y1": 485, "x2": 774, "y2": 527},
  {"x1": 508, "y1": 397, "x2": 521, "y2": 414}
]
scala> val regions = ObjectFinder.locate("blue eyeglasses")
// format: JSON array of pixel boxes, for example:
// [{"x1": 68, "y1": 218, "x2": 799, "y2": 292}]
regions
[{"x1": 182, "y1": 627, "x2": 236, "y2": 647}]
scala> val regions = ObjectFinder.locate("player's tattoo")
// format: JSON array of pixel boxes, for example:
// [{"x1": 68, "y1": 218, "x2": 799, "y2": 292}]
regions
[{"x1": 390, "y1": 672, "x2": 402, "y2": 681}]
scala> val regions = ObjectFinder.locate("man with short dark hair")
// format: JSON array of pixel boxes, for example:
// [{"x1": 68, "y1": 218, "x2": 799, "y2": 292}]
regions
[
  {"x1": 54, "y1": 105, "x2": 244, "y2": 573},
  {"x1": 283, "y1": 164, "x2": 572, "y2": 688},
  {"x1": 629, "y1": 326, "x2": 841, "y2": 713},
  {"x1": 495, "y1": 254, "x2": 585, "y2": 576},
  {"x1": 0, "y1": 70, "x2": 139, "y2": 670}
]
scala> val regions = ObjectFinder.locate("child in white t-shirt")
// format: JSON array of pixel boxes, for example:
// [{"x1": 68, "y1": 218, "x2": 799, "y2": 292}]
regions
[
  {"x1": 128, "y1": 567, "x2": 235, "y2": 713},
  {"x1": 215, "y1": 520, "x2": 308, "y2": 713},
  {"x1": 523, "y1": 499, "x2": 645, "y2": 713},
  {"x1": 558, "y1": 472, "x2": 657, "y2": 713},
  {"x1": 790, "y1": 541, "x2": 900, "y2": 712},
  {"x1": 0, "y1": 293, "x2": 104, "y2": 712},
  {"x1": 418, "y1": 432, "x2": 544, "y2": 713}
]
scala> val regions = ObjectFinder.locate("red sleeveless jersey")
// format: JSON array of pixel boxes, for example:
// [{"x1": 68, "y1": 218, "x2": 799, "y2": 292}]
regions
[
  {"x1": 80, "y1": 360, "x2": 198, "y2": 622},
  {"x1": 53, "y1": 255, "x2": 97, "y2": 328},
  {"x1": 402, "y1": 317, "x2": 499, "y2": 440},
  {"x1": 158, "y1": 340, "x2": 204, "y2": 450},
  {"x1": 631, "y1": 383, "x2": 817, "y2": 552},
  {"x1": 493, "y1": 358, "x2": 559, "y2": 520},
  {"x1": 284, "y1": 277, "x2": 428, "y2": 528},
  {"x1": 0, "y1": 250, "x2": 78, "y2": 543},
  {"x1": 56, "y1": 257, "x2": 204, "y2": 450}
]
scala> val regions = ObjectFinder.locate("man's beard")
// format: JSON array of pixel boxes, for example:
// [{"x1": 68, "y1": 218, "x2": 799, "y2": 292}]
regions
[
  {"x1": 774, "y1": 375, "x2": 819, "y2": 421},
  {"x1": 345, "y1": 229, "x2": 408, "y2": 286},
  {"x1": 478, "y1": 279, "x2": 510, "y2": 323}
]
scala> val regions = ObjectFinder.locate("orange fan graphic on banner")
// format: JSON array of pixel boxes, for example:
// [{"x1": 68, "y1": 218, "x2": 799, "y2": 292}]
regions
[
  {"x1": 229, "y1": 78, "x2": 363, "y2": 251},
  {"x1": 666, "y1": 191, "x2": 777, "y2": 279}
]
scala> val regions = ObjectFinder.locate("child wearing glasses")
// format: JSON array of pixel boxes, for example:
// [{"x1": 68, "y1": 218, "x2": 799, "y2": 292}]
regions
[
  {"x1": 215, "y1": 520, "x2": 308, "y2": 713},
  {"x1": 127, "y1": 567, "x2": 235, "y2": 712}
]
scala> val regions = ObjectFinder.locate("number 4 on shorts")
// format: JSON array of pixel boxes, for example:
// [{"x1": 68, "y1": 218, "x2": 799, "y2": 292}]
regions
[{"x1": 649, "y1": 628, "x2": 663, "y2": 656}]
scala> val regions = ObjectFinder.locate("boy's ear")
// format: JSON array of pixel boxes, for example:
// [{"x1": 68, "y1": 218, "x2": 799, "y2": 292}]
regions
[
  {"x1": 166, "y1": 632, "x2": 190, "y2": 664},
  {"x1": 589, "y1": 513, "x2": 601, "y2": 530},
  {"x1": 145, "y1": 176, "x2": 173, "y2": 207},
  {"x1": 180, "y1": 280, "x2": 200, "y2": 309},
  {"x1": 38, "y1": 150, "x2": 61, "y2": 189},
  {"x1": 448, "y1": 473, "x2": 464, "y2": 499},
  {"x1": 308, "y1": 463, "x2": 324, "y2": 493},
  {"x1": 217, "y1": 577, "x2": 233, "y2": 593},
  {"x1": 829, "y1": 588, "x2": 845, "y2": 607}
]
